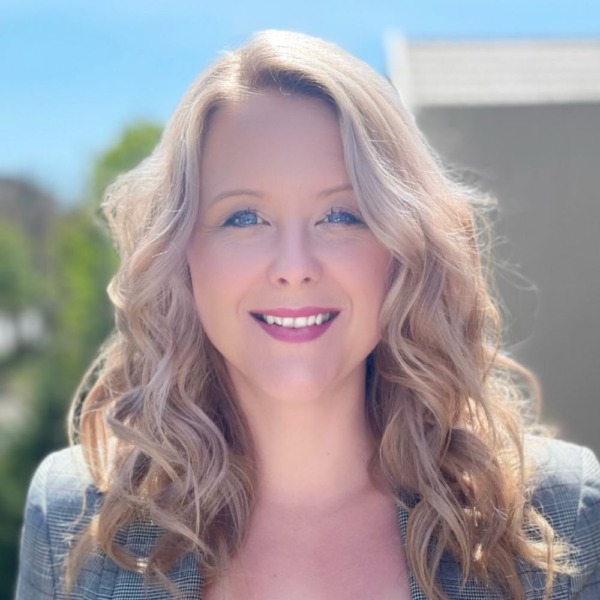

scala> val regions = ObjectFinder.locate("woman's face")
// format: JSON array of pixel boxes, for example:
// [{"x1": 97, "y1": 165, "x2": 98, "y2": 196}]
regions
[{"x1": 186, "y1": 90, "x2": 391, "y2": 406}]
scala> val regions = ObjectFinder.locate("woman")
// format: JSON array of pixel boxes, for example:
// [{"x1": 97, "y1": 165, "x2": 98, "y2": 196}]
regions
[{"x1": 16, "y1": 30, "x2": 600, "y2": 599}]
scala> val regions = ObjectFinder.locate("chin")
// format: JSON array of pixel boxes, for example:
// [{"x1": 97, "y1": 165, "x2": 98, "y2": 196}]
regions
[
  {"x1": 224, "y1": 352, "x2": 367, "y2": 406},
  {"x1": 248, "y1": 360, "x2": 363, "y2": 406}
]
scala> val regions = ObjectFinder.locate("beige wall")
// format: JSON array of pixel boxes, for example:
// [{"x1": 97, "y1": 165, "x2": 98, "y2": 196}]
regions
[{"x1": 417, "y1": 103, "x2": 600, "y2": 456}]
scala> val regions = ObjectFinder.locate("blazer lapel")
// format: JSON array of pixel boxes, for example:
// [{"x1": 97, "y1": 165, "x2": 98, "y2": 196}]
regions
[
  {"x1": 395, "y1": 497, "x2": 505, "y2": 600},
  {"x1": 110, "y1": 520, "x2": 202, "y2": 600},
  {"x1": 396, "y1": 502, "x2": 429, "y2": 600}
]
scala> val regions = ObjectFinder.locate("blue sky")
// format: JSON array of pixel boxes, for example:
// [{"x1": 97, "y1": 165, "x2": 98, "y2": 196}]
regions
[{"x1": 2, "y1": 0, "x2": 599, "y2": 203}]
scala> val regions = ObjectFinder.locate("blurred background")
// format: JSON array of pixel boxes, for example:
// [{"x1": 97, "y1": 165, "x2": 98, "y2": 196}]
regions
[{"x1": 1, "y1": 1, "x2": 599, "y2": 596}]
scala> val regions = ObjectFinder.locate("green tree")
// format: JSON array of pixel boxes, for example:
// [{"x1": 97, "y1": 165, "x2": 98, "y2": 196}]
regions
[
  {"x1": 0, "y1": 209, "x2": 118, "y2": 599},
  {"x1": 90, "y1": 121, "x2": 162, "y2": 202},
  {"x1": 0, "y1": 222, "x2": 38, "y2": 316},
  {"x1": 1, "y1": 121, "x2": 162, "y2": 600}
]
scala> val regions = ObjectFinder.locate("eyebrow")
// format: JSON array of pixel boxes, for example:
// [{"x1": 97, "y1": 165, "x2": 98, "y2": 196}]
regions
[
  {"x1": 209, "y1": 189, "x2": 263, "y2": 206},
  {"x1": 318, "y1": 183, "x2": 354, "y2": 198},
  {"x1": 208, "y1": 183, "x2": 354, "y2": 206}
]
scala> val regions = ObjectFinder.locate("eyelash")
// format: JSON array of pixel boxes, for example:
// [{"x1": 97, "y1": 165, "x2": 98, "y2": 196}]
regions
[
  {"x1": 222, "y1": 209, "x2": 264, "y2": 228},
  {"x1": 322, "y1": 207, "x2": 365, "y2": 226},
  {"x1": 221, "y1": 207, "x2": 365, "y2": 228}
]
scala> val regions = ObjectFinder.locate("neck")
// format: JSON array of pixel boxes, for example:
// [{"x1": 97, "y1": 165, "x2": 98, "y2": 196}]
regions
[{"x1": 235, "y1": 376, "x2": 378, "y2": 509}]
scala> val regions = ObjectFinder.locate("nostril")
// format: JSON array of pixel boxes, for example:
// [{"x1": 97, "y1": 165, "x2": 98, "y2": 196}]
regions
[{"x1": 268, "y1": 248, "x2": 322, "y2": 286}]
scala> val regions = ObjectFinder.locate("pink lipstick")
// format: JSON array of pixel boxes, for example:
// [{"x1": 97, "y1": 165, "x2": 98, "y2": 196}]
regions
[{"x1": 249, "y1": 307, "x2": 339, "y2": 343}]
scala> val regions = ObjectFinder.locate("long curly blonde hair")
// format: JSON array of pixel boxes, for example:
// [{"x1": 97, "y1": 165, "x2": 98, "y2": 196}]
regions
[{"x1": 68, "y1": 30, "x2": 571, "y2": 599}]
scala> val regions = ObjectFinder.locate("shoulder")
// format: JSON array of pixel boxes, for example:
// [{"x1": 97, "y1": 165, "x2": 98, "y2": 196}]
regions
[
  {"x1": 526, "y1": 437, "x2": 600, "y2": 598},
  {"x1": 16, "y1": 446, "x2": 103, "y2": 599},
  {"x1": 17, "y1": 447, "x2": 198, "y2": 599},
  {"x1": 26, "y1": 445, "x2": 97, "y2": 506},
  {"x1": 24, "y1": 445, "x2": 101, "y2": 537},
  {"x1": 526, "y1": 437, "x2": 600, "y2": 532}
]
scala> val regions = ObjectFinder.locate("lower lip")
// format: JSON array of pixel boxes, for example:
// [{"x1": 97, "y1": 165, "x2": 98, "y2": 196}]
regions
[{"x1": 254, "y1": 316, "x2": 336, "y2": 343}]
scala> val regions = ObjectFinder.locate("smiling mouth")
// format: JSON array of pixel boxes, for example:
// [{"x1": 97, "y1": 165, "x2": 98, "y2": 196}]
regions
[{"x1": 251, "y1": 312, "x2": 338, "y2": 328}]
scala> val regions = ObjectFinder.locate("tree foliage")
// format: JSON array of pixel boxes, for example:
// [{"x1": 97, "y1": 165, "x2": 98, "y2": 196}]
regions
[
  {"x1": 0, "y1": 222, "x2": 38, "y2": 315},
  {"x1": 90, "y1": 121, "x2": 162, "y2": 202},
  {"x1": 0, "y1": 120, "x2": 162, "y2": 599}
]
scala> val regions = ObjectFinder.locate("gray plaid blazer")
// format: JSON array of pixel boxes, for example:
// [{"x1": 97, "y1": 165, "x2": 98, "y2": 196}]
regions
[{"x1": 16, "y1": 438, "x2": 600, "y2": 599}]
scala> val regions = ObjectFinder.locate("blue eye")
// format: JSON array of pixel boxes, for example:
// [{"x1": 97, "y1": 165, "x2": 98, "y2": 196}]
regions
[
  {"x1": 323, "y1": 208, "x2": 364, "y2": 226},
  {"x1": 222, "y1": 209, "x2": 262, "y2": 227}
]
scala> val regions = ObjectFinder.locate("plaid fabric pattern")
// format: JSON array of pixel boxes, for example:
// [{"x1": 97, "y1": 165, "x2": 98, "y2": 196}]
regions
[{"x1": 15, "y1": 438, "x2": 600, "y2": 599}]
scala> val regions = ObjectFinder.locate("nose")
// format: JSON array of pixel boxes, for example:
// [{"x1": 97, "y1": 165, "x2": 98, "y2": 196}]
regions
[{"x1": 267, "y1": 225, "x2": 322, "y2": 287}]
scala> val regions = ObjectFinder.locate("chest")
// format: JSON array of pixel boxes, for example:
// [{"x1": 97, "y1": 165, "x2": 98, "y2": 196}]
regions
[{"x1": 204, "y1": 495, "x2": 412, "y2": 600}]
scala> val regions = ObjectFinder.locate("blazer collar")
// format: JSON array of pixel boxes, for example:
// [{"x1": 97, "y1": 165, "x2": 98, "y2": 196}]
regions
[{"x1": 395, "y1": 498, "x2": 429, "y2": 600}]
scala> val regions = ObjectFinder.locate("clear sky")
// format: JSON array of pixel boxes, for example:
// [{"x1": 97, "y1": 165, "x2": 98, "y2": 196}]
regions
[{"x1": 2, "y1": 0, "x2": 599, "y2": 203}]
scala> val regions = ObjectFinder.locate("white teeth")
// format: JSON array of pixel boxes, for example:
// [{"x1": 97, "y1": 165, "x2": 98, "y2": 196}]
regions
[{"x1": 259, "y1": 312, "x2": 333, "y2": 328}]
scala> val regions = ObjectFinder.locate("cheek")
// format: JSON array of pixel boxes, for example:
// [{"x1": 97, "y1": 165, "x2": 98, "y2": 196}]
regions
[
  {"x1": 186, "y1": 238, "x2": 261, "y2": 319},
  {"x1": 190, "y1": 235, "x2": 266, "y2": 275},
  {"x1": 355, "y1": 249, "x2": 391, "y2": 345},
  {"x1": 186, "y1": 259, "x2": 239, "y2": 350},
  {"x1": 346, "y1": 241, "x2": 391, "y2": 300}
]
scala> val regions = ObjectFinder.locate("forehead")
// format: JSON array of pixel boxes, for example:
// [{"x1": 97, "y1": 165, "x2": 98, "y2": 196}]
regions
[
  {"x1": 200, "y1": 90, "x2": 349, "y2": 196},
  {"x1": 203, "y1": 89, "x2": 340, "y2": 150}
]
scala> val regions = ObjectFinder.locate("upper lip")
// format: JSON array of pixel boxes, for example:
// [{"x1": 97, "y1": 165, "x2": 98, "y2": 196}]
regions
[{"x1": 249, "y1": 307, "x2": 340, "y2": 317}]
